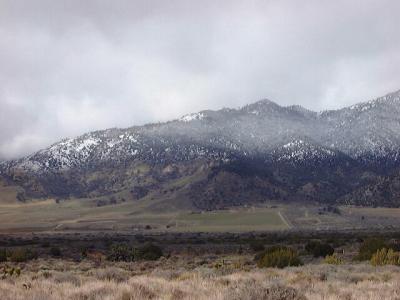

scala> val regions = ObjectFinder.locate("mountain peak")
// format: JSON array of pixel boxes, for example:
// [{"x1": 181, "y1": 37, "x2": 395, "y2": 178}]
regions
[
  {"x1": 248, "y1": 98, "x2": 280, "y2": 107},
  {"x1": 3, "y1": 89, "x2": 400, "y2": 209},
  {"x1": 241, "y1": 98, "x2": 282, "y2": 115}
]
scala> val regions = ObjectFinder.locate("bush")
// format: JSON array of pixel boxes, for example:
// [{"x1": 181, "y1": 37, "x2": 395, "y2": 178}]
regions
[
  {"x1": 254, "y1": 245, "x2": 280, "y2": 262},
  {"x1": 10, "y1": 248, "x2": 38, "y2": 262},
  {"x1": 137, "y1": 244, "x2": 163, "y2": 261},
  {"x1": 324, "y1": 254, "x2": 343, "y2": 265},
  {"x1": 305, "y1": 241, "x2": 334, "y2": 258},
  {"x1": 50, "y1": 246, "x2": 61, "y2": 257},
  {"x1": 1, "y1": 266, "x2": 21, "y2": 278},
  {"x1": 249, "y1": 241, "x2": 265, "y2": 252},
  {"x1": 107, "y1": 244, "x2": 136, "y2": 262},
  {"x1": 370, "y1": 248, "x2": 400, "y2": 266},
  {"x1": 107, "y1": 243, "x2": 163, "y2": 262},
  {"x1": 41, "y1": 242, "x2": 50, "y2": 248},
  {"x1": 0, "y1": 249, "x2": 6, "y2": 262},
  {"x1": 257, "y1": 246, "x2": 303, "y2": 268},
  {"x1": 356, "y1": 238, "x2": 388, "y2": 261}
]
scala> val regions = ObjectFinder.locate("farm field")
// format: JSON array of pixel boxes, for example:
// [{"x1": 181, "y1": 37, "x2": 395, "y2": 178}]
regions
[
  {"x1": 173, "y1": 209, "x2": 288, "y2": 232},
  {"x1": 0, "y1": 197, "x2": 288, "y2": 232},
  {"x1": 1, "y1": 194, "x2": 400, "y2": 233}
]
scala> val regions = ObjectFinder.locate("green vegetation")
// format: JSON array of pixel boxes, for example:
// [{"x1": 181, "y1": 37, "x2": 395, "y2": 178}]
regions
[
  {"x1": 107, "y1": 243, "x2": 163, "y2": 262},
  {"x1": 9, "y1": 248, "x2": 38, "y2": 262},
  {"x1": 257, "y1": 246, "x2": 302, "y2": 268},
  {"x1": 138, "y1": 244, "x2": 163, "y2": 260},
  {"x1": 3, "y1": 197, "x2": 400, "y2": 233},
  {"x1": 0, "y1": 249, "x2": 6, "y2": 262},
  {"x1": 305, "y1": 241, "x2": 334, "y2": 258},
  {"x1": 175, "y1": 209, "x2": 288, "y2": 232},
  {"x1": 355, "y1": 238, "x2": 388, "y2": 261},
  {"x1": 50, "y1": 246, "x2": 62, "y2": 257},
  {"x1": 370, "y1": 248, "x2": 400, "y2": 266},
  {"x1": 1, "y1": 265, "x2": 21, "y2": 279},
  {"x1": 324, "y1": 254, "x2": 343, "y2": 265},
  {"x1": 249, "y1": 240, "x2": 265, "y2": 252},
  {"x1": 107, "y1": 244, "x2": 133, "y2": 261}
]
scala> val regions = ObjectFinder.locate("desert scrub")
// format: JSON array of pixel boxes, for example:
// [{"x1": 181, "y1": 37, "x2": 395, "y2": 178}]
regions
[
  {"x1": 305, "y1": 241, "x2": 334, "y2": 258},
  {"x1": 137, "y1": 244, "x2": 163, "y2": 261},
  {"x1": 1, "y1": 265, "x2": 21, "y2": 279},
  {"x1": 0, "y1": 249, "x2": 6, "y2": 262},
  {"x1": 324, "y1": 254, "x2": 343, "y2": 265},
  {"x1": 107, "y1": 244, "x2": 135, "y2": 261},
  {"x1": 249, "y1": 240, "x2": 265, "y2": 252},
  {"x1": 107, "y1": 243, "x2": 163, "y2": 262},
  {"x1": 257, "y1": 246, "x2": 302, "y2": 268},
  {"x1": 9, "y1": 248, "x2": 38, "y2": 262},
  {"x1": 355, "y1": 238, "x2": 388, "y2": 261},
  {"x1": 50, "y1": 246, "x2": 62, "y2": 257},
  {"x1": 370, "y1": 248, "x2": 400, "y2": 266}
]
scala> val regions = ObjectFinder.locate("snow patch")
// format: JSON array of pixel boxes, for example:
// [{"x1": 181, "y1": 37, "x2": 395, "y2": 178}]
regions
[
  {"x1": 179, "y1": 112, "x2": 205, "y2": 122},
  {"x1": 75, "y1": 137, "x2": 101, "y2": 152}
]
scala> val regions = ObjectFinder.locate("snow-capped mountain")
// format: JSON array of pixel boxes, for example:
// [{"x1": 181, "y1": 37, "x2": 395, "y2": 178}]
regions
[{"x1": 2, "y1": 90, "x2": 400, "y2": 209}]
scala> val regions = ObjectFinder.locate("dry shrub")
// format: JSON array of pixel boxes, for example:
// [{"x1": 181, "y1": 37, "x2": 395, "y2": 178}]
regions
[
  {"x1": 287, "y1": 271, "x2": 313, "y2": 285},
  {"x1": 324, "y1": 254, "x2": 343, "y2": 265},
  {"x1": 382, "y1": 273, "x2": 392, "y2": 282},
  {"x1": 257, "y1": 247, "x2": 302, "y2": 269},
  {"x1": 52, "y1": 271, "x2": 81, "y2": 286},
  {"x1": 90, "y1": 267, "x2": 130, "y2": 282},
  {"x1": 129, "y1": 281, "x2": 156, "y2": 299},
  {"x1": 370, "y1": 248, "x2": 400, "y2": 266},
  {"x1": 9, "y1": 248, "x2": 38, "y2": 262},
  {"x1": 226, "y1": 283, "x2": 306, "y2": 300},
  {"x1": 170, "y1": 288, "x2": 187, "y2": 300},
  {"x1": 121, "y1": 290, "x2": 132, "y2": 300},
  {"x1": 70, "y1": 281, "x2": 117, "y2": 300},
  {"x1": 2, "y1": 258, "x2": 400, "y2": 300},
  {"x1": 176, "y1": 271, "x2": 197, "y2": 281},
  {"x1": 355, "y1": 238, "x2": 387, "y2": 261},
  {"x1": 1, "y1": 265, "x2": 21, "y2": 279}
]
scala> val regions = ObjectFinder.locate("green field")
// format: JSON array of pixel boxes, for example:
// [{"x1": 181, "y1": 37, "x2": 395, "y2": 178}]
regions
[
  {"x1": 0, "y1": 196, "x2": 289, "y2": 232},
  {"x1": 173, "y1": 209, "x2": 288, "y2": 232},
  {"x1": 3, "y1": 193, "x2": 400, "y2": 233}
]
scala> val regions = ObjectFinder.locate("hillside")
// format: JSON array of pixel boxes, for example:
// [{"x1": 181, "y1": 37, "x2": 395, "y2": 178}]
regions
[{"x1": 1, "y1": 90, "x2": 400, "y2": 210}]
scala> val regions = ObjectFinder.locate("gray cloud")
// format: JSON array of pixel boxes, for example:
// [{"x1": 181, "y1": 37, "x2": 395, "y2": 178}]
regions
[{"x1": 1, "y1": 0, "x2": 400, "y2": 159}]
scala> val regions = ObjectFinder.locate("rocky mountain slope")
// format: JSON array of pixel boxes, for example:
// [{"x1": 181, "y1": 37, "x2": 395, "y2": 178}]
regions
[{"x1": 1, "y1": 90, "x2": 400, "y2": 209}]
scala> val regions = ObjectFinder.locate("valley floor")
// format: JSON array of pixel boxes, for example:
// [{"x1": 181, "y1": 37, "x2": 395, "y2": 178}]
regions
[
  {"x1": 2, "y1": 198, "x2": 400, "y2": 232},
  {"x1": 1, "y1": 258, "x2": 399, "y2": 299}
]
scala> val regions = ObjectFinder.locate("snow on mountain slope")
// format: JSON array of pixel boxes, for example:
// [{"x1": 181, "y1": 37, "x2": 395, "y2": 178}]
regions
[
  {"x1": 2, "y1": 90, "x2": 400, "y2": 175},
  {"x1": 272, "y1": 139, "x2": 336, "y2": 163},
  {"x1": 2, "y1": 90, "x2": 400, "y2": 208},
  {"x1": 320, "y1": 90, "x2": 400, "y2": 160}
]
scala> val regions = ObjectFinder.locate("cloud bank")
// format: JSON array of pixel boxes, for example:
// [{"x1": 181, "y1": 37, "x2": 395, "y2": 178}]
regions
[{"x1": 1, "y1": 0, "x2": 400, "y2": 159}]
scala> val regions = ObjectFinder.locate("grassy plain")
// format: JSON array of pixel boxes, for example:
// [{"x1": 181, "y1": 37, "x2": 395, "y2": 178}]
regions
[
  {"x1": 2, "y1": 194, "x2": 400, "y2": 233},
  {"x1": 1, "y1": 258, "x2": 400, "y2": 299},
  {"x1": 0, "y1": 197, "x2": 288, "y2": 232}
]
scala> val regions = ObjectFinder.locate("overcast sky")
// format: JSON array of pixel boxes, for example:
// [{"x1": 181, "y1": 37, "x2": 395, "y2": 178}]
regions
[{"x1": 1, "y1": 0, "x2": 400, "y2": 160}]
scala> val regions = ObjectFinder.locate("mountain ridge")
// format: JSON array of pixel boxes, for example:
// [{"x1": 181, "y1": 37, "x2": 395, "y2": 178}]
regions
[{"x1": 1, "y1": 90, "x2": 400, "y2": 210}]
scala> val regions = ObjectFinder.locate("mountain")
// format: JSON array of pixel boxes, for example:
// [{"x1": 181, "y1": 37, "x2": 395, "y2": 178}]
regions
[{"x1": 1, "y1": 90, "x2": 400, "y2": 209}]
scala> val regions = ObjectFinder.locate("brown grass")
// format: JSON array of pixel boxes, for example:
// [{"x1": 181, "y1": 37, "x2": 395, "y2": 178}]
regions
[{"x1": 1, "y1": 258, "x2": 400, "y2": 299}]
